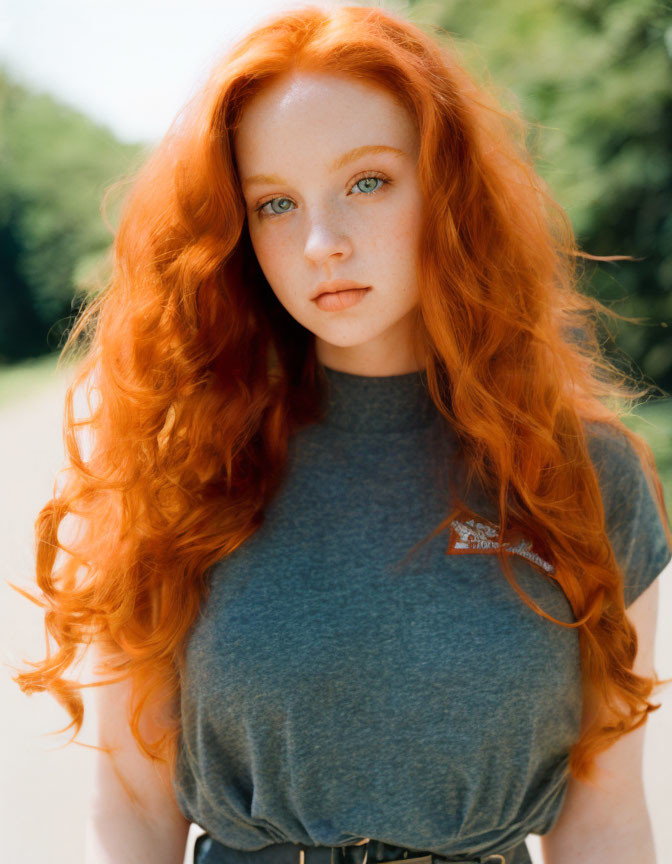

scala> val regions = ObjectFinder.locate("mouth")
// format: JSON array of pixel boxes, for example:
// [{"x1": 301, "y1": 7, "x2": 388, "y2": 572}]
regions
[
  {"x1": 312, "y1": 286, "x2": 371, "y2": 311},
  {"x1": 311, "y1": 280, "x2": 370, "y2": 300}
]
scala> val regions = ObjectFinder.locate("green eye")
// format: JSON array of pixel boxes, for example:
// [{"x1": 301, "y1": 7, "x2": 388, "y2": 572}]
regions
[
  {"x1": 255, "y1": 197, "x2": 294, "y2": 216},
  {"x1": 354, "y1": 176, "x2": 384, "y2": 194}
]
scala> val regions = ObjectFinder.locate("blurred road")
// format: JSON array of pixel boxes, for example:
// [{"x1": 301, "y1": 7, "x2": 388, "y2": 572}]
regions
[{"x1": 1, "y1": 364, "x2": 670, "y2": 864}]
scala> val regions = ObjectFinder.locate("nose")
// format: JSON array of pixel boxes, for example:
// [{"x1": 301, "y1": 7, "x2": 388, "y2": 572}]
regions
[{"x1": 303, "y1": 215, "x2": 353, "y2": 267}]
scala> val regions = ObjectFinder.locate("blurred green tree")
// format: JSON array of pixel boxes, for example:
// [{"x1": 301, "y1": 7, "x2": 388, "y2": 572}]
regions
[
  {"x1": 406, "y1": 0, "x2": 672, "y2": 390},
  {"x1": 0, "y1": 66, "x2": 145, "y2": 363}
]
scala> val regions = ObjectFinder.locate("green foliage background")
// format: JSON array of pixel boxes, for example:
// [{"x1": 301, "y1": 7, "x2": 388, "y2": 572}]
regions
[
  {"x1": 403, "y1": 0, "x2": 672, "y2": 390},
  {"x1": 0, "y1": 68, "x2": 148, "y2": 361}
]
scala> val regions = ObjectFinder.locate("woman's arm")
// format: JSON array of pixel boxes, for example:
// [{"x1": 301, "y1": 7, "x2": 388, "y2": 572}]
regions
[
  {"x1": 540, "y1": 568, "x2": 665, "y2": 864},
  {"x1": 85, "y1": 797, "x2": 190, "y2": 864},
  {"x1": 84, "y1": 648, "x2": 191, "y2": 864}
]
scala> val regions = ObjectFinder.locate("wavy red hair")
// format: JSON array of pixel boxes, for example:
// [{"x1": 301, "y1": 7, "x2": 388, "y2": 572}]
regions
[{"x1": 8, "y1": 3, "x2": 672, "y2": 791}]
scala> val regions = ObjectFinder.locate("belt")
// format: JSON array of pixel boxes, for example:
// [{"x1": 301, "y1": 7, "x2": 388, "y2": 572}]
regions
[{"x1": 193, "y1": 834, "x2": 517, "y2": 864}]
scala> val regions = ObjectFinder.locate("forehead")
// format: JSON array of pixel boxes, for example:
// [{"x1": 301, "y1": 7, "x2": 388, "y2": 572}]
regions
[{"x1": 233, "y1": 71, "x2": 418, "y2": 172}]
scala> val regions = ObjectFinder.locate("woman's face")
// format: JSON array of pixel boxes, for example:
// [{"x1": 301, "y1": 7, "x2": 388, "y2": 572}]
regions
[{"x1": 233, "y1": 70, "x2": 425, "y2": 376}]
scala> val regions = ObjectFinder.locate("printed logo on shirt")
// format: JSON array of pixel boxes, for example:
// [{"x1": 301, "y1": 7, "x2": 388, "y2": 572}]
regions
[{"x1": 446, "y1": 517, "x2": 556, "y2": 575}]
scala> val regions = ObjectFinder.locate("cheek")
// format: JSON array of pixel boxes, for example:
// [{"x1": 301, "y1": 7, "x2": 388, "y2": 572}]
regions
[
  {"x1": 376, "y1": 194, "x2": 423, "y2": 253},
  {"x1": 248, "y1": 225, "x2": 287, "y2": 277},
  {"x1": 382, "y1": 199, "x2": 423, "y2": 301},
  {"x1": 247, "y1": 219, "x2": 267, "y2": 257}
]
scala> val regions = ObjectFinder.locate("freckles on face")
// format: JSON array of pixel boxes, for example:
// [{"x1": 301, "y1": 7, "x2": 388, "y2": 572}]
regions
[
  {"x1": 248, "y1": 171, "x2": 423, "y2": 322},
  {"x1": 233, "y1": 70, "x2": 423, "y2": 330}
]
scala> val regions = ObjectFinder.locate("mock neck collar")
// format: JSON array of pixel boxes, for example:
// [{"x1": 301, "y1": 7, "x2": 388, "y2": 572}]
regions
[{"x1": 318, "y1": 364, "x2": 437, "y2": 433}]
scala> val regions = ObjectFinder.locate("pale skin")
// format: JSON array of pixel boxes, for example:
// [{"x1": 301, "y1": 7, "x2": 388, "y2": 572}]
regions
[{"x1": 233, "y1": 70, "x2": 425, "y2": 377}]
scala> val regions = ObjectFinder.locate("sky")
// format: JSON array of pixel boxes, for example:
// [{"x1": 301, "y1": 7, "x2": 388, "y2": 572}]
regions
[{"x1": 0, "y1": 0, "x2": 351, "y2": 146}]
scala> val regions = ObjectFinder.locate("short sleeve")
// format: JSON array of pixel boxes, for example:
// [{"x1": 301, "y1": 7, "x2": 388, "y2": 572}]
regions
[{"x1": 586, "y1": 422, "x2": 672, "y2": 609}]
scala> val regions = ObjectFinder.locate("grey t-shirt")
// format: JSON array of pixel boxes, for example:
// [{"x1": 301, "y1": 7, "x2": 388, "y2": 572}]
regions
[{"x1": 173, "y1": 365, "x2": 670, "y2": 862}]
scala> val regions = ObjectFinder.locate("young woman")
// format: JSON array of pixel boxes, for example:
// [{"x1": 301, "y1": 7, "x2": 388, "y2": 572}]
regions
[{"x1": 10, "y1": 5, "x2": 672, "y2": 864}]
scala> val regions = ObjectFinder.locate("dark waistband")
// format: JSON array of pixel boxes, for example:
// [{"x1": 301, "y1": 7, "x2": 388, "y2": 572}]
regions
[{"x1": 193, "y1": 834, "x2": 529, "y2": 864}]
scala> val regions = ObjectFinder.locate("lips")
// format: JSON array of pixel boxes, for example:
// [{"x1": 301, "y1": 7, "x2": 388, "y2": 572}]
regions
[
  {"x1": 313, "y1": 287, "x2": 371, "y2": 312},
  {"x1": 312, "y1": 279, "x2": 369, "y2": 300}
]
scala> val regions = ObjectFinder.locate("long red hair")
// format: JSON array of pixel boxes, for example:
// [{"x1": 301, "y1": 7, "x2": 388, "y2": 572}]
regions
[{"x1": 8, "y1": 3, "x2": 671, "y2": 790}]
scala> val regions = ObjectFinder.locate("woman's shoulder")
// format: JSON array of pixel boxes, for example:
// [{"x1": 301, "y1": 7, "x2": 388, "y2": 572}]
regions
[
  {"x1": 581, "y1": 417, "x2": 636, "y2": 462},
  {"x1": 579, "y1": 417, "x2": 671, "y2": 608}
]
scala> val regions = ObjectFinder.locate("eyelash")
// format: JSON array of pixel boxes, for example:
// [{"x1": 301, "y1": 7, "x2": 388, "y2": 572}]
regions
[{"x1": 252, "y1": 171, "x2": 391, "y2": 219}]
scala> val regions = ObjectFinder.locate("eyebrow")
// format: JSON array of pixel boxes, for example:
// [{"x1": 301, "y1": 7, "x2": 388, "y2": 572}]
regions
[{"x1": 241, "y1": 144, "x2": 406, "y2": 191}]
